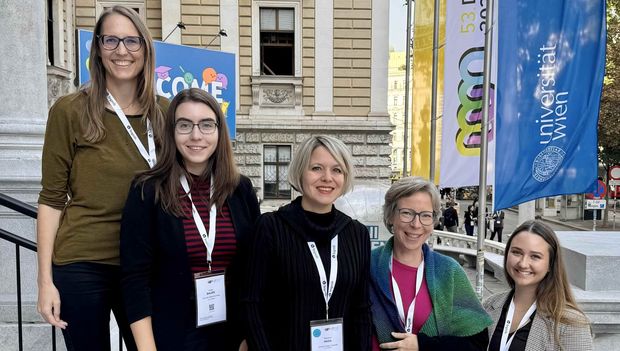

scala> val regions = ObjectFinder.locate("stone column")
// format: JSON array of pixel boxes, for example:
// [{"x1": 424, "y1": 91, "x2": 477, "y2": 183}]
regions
[
  {"x1": 0, "y1": 0, "x2": 52, "y2": 348},
  {"x1": 518, "y1": 200, "x2": 536, "y2": 225}
]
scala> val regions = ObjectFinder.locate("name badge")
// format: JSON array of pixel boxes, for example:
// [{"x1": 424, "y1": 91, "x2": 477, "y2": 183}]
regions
[
  {"x1": 194, "y1": 271, "x2": 226, "y2": 327},
  {"x1": 310, "y1": 318, "x2": 343, "y2": 351}
]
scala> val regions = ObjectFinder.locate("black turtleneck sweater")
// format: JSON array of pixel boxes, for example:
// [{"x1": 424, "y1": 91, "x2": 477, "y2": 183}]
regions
[{"x1": 245, "y1": 196, "x2": 372, "y2": 351}]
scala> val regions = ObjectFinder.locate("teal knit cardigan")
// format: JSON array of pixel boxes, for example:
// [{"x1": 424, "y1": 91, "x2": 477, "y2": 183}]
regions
[{"x1": 370, "y1": 238, "x2": 492, "y2": 344}]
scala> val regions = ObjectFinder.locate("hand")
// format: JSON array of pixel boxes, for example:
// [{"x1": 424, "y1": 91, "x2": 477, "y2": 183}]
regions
[
  {"x1": 37, "y1": 281, "x2": 67, "y2": 329},
  {"x1": 238, "y1": 339, "x2": 248, "y2": 351},
  {"x1": 379, "y1": 332, "x2": 419, "y2": 350}
]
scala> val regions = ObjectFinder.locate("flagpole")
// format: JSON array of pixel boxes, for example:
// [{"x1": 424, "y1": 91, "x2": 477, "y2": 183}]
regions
[
  {"x1": 429, "y1": 0, "x2": 440, "y2": 183},
  {"x1": 475, "y1": 0, "x2": 495, "y2": 300},
  {"x1": 403, "y1": 0, "x2": 413, "y2": 177}
]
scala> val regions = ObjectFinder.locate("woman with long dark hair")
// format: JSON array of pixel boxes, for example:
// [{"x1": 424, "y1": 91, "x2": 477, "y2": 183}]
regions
[{"x1": 121, "y1": 88, "x2": 260, "y2": 350}]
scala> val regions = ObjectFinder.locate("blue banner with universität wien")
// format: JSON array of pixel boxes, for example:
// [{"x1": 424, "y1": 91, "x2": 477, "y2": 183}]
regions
[{"x1": 494, "y1": 0, "x2": 606, "y2": 210}]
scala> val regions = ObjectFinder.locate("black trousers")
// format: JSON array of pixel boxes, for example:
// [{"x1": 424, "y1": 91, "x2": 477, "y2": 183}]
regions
[
  {"x1": 53, "y1": 262, "x2": 137, "y2": 351},
  {"x1": 490, "y1": 227, "x2": 503, "y2": 242}
]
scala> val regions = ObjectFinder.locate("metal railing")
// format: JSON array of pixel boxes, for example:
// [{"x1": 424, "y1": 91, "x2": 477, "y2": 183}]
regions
[
  {"x1": 1, "y1": 193, "x2": 127, "y2": 350},
  {"x1": 0, "y1": 193, "x2": 51, "y2": 351}
]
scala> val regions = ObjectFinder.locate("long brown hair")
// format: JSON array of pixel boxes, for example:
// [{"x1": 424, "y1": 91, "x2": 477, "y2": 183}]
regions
[
  {"x1": 504, "y1": 220, "x2": 590, "y2": 347},
  {"x1": 135, "y1": 88, "x2": 239, "y2": 217},
  {"x1": 82, "y1": 6, "x2": 164, "y2": 143}
]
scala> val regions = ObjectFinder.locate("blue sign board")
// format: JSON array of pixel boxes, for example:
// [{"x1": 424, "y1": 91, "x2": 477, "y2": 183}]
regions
[{"x1": 78, "y1": 29, "x2": 236, "y2": 139}]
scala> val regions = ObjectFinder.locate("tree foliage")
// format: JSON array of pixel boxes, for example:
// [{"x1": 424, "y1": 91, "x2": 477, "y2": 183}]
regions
[{"x1": 599, "y1": 0, "x2": 620, "y2": 170}]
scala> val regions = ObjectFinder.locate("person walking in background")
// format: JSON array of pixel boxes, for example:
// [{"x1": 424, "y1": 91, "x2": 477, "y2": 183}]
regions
[
  {"x1": 245, "y1": 135, "x2": 371, "y2": 351},
  {"x1": 464, "y1": 205, "x2": 476, "y2": 236},
  {"x1": 370, "y1": 177, "x2": 492, "y2": 351},
  {"x1": 483, "y1": 220, "x2": 593, "y2": 351},
  {"x1": 36, "y1": 6, "x2": 167, "y2": 350},
  {"x1": 443, "y1": 201, "x2": 459, "y2": 233},
  {"x1": 120, "y1": 89, "x2": 260, "y2": 350},
  {"x1": 489, "y1": 210, "x2": 505, "y2": 243}
]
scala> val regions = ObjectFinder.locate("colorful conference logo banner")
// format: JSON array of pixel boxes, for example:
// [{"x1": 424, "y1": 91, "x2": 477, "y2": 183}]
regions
[
  {"x1": 494, "y1": 0, "x2": 606, "y2": 210},
  {"x1": 410, "y1": 0, "x2": 445, "y2": 183},
  {"x1": 77, "y1": 29, "x2": 236, "y2": 139},
  {"x1": 439, "y1": 0, "x2": 497, "y2": 188}
]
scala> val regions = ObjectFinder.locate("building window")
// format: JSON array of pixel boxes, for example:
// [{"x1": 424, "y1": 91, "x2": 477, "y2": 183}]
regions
[
  {"x1": 46, "y1": 0, "x2": 54, "y2": 66},
  {"x1": 96, "y1": 1, "x2": 146, "y2": 24},
  {"x1": 393, "y1": 80, "x2": 398, "y2": 89},
  {"x1": 263, "y1": 145, "x2": 292, "y2": 199},
  {"x1": 260, "y1": 8, "x2": 294, "y2": 75},
  {"x1": 393, "y1": 96, "x2": 398, "y2": 106}
]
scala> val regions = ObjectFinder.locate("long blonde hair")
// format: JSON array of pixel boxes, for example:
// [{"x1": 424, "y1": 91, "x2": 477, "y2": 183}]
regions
[
  {"x1": 504, "y1": 220, "x2": 591, "y2": 348},
  {"x1": 82, "y1": 6, "x2": 164, "y2": 143}
]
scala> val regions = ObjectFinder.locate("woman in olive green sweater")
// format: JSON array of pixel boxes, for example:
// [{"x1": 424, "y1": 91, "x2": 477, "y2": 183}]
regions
[{"x1": 36, "y1": 6, "x2": 167, "y2": 350}]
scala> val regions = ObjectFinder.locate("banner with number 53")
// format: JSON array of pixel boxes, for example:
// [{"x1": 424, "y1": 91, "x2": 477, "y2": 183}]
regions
[{"x1": 440, "y1": 0, "x2": 497, "y2": 188}]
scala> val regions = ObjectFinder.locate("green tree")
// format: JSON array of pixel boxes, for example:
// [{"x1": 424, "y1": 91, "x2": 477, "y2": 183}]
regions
[{"x1": 600, "y1": 0, "x2": 620, "y2": 224}]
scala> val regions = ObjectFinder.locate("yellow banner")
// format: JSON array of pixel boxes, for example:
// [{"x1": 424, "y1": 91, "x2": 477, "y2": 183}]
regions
[{"x1": 410, "y1": 0, "x2": 445, "y2": 183}]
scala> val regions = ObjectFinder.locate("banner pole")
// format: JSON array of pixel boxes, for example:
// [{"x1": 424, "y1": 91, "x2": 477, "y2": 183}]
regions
[
  {"x1": 429, "y1": 0, "x2": 440, "y2": 182},
  {"x1": 403, "y1": 0, "x2": 413, "y2": 177},
  {"x1": 475, "y1": 0, "x2": 495, "y2": 300}
]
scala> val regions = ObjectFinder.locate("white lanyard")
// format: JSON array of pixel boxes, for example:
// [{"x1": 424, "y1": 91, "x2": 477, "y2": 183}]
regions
[
  {"x1": 499, "y1": 298, "x2": 537, "y2": 351},
  {"x1": 390, "y1": 256, "x2": 425, "y2": 333},
  {"x1": 106, "y1": 91, "x2": 156, "y2": 168},
  {"x1": 180, "y1": 175, "x2": 217, "y2": 271},
  {"x1": 307, "y1": 236, "x2": 338, "y2": 320}
]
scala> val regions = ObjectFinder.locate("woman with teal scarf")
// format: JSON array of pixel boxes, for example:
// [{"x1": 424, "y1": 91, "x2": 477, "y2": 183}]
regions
[{"x1": 370, "y1": 177, "x2": 492, "y2": 350}]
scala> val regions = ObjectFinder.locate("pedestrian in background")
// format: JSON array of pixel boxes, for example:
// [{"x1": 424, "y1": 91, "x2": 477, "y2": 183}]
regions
[
  {"x1": 483, "y1": 220, "x2": 593, "y2": 351},
  {"x1": 36, "y1": 6, "x2": 167, "y2": 350},
  {"x1": 489, "y1": 210, "x2": 505, "y2": 243},
  {"x1": 370, "y1": 177, "x2": 492, "y2": 351},
  {"x1": 120, "y1": 89, "x2": 260, "y2": 350},
  {"x1": 245, "y1": 135, "x2": 371, "y2": 350},
  {"x1": 443, "y1": 201, "x2": 459, "y2": 233},
  {"x1": 464, "y1": 205, "x2": 476, "y2": 236}
]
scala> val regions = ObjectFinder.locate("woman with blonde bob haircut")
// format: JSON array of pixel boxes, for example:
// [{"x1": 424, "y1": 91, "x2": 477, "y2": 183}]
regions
[
  {"x1": 37, "y1": 6, "x2": 167, "y2": 350},
  {"x1": 484, "y1": 220, "x2": 592, "y2": 351},
  {"x1": 371, "y1": 176, "x2": 491, "y2": 350},
  {"x1": 245, "y1": 135, "x2": 372, "y2": 350}
]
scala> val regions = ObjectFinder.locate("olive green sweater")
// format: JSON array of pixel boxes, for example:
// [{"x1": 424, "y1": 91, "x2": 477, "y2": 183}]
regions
[{"x1": 38, "y1": 92, "x2": 169, "y2": 265}]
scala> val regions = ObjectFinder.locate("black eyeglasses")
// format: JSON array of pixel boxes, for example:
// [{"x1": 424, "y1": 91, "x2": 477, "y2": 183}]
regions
[
  {"x1": 398, "y1": 208, "x2": 436, "y2": 226},
  {"x1": 97, "y1": 35, "x2": 144, "y2": 52},
  {"x1": 175, "y1": 119, "x2": 219, "y2": 135}
]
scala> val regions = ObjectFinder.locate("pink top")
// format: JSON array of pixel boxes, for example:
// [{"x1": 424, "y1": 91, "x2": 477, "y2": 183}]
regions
[{"x1": 372, "y1": 257, "x2": 433, "y2": 351}]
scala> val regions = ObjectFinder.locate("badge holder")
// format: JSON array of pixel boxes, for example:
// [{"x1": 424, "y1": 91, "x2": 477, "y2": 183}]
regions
[
  {"x1": 194, "y1": 270, "x2": 226, "y2": 328},
  {"x1": 310, "y1": 318, "x2": 344, "y2": 351}
]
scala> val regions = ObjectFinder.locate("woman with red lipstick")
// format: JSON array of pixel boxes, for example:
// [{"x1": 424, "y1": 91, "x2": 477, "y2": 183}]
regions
[
  {"x1": 483, "y1": 220, "x2": 592, "y2": 351},
  {"x1": 37, "y1": 6, "x2": 167, "y2": 350},
  {"x1": 245, "y1": 135, "x2": 372, "y2": 351},
  {"x1": 370, "y1": 177, "x2": 492, "y2": 351},
  {"x1": 120, "y1": 88, "x2": 260, "y2": 350}
]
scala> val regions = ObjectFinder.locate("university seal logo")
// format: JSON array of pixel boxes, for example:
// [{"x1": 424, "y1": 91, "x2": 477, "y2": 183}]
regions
[{"x1": 532, "y1": 146, "x2": 566, "y2": 182}]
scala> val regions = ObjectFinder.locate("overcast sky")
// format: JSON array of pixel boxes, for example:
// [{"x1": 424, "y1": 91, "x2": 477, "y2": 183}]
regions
[{"x1": 389, "y1": 0, "x2": 409, "y2": 52}]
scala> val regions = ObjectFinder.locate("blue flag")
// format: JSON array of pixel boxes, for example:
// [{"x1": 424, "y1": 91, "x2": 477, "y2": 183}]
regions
[{"x1": 494, "y1": 0, "x2": 606, "y2": 210}]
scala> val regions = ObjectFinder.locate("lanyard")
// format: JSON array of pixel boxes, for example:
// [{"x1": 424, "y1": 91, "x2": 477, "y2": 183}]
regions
[
  {"x1": 106, "y1": 91, "x2": 156, "y2": 168},
  {"x1": 307, "y1": 236, "x2": 338, "y2": 320},
  {"x1": 390, "y1": 256, "x2": 425, "y2": 333},
  {"x1": 500, "y1": 298, "x2": 537, "y2": 351},
  {"x1": 180, "y1": 175, "x2": 216, "y2": 271}
]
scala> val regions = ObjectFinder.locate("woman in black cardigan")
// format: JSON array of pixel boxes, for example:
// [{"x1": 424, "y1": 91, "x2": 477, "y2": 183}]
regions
[
  {"x1": 245, "y1": 135, "x2": 372, "y2": 351},
  {"x1": 120, "y1": 88, "x2": 260, "y2": 350}
]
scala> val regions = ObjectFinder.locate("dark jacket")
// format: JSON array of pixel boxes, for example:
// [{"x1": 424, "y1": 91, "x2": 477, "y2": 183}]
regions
[
  {"x1": 120, "y1": 175, "x2": 260, "y2": 350},
  {"x1": 245, "y1": 196, "x2": 372, "y2": 351}
]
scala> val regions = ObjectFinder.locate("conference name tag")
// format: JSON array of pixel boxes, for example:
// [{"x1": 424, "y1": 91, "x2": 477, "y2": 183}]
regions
[
  {"x1": 310, "y1": 318, "x2": 343, "y2": 351},
  {"x1": 194, "y1": 271, "x2": 226, "y2": 327}
]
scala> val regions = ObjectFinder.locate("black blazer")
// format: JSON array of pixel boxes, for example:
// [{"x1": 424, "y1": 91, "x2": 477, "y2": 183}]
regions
[{"x1": 120, "y1": 175, "x2": 260, "y2": 350}]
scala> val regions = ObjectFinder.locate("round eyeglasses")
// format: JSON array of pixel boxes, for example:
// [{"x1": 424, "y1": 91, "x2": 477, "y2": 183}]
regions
[
  {"x1": 97, "y1": 35, "x2": 144, "y2": 52},
  {"x1": 398, "y1": 208, "x2": 435, "y2": 226},
  {"x1": 175, "y1": 119, "x2": 219, "y2": 135}
]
